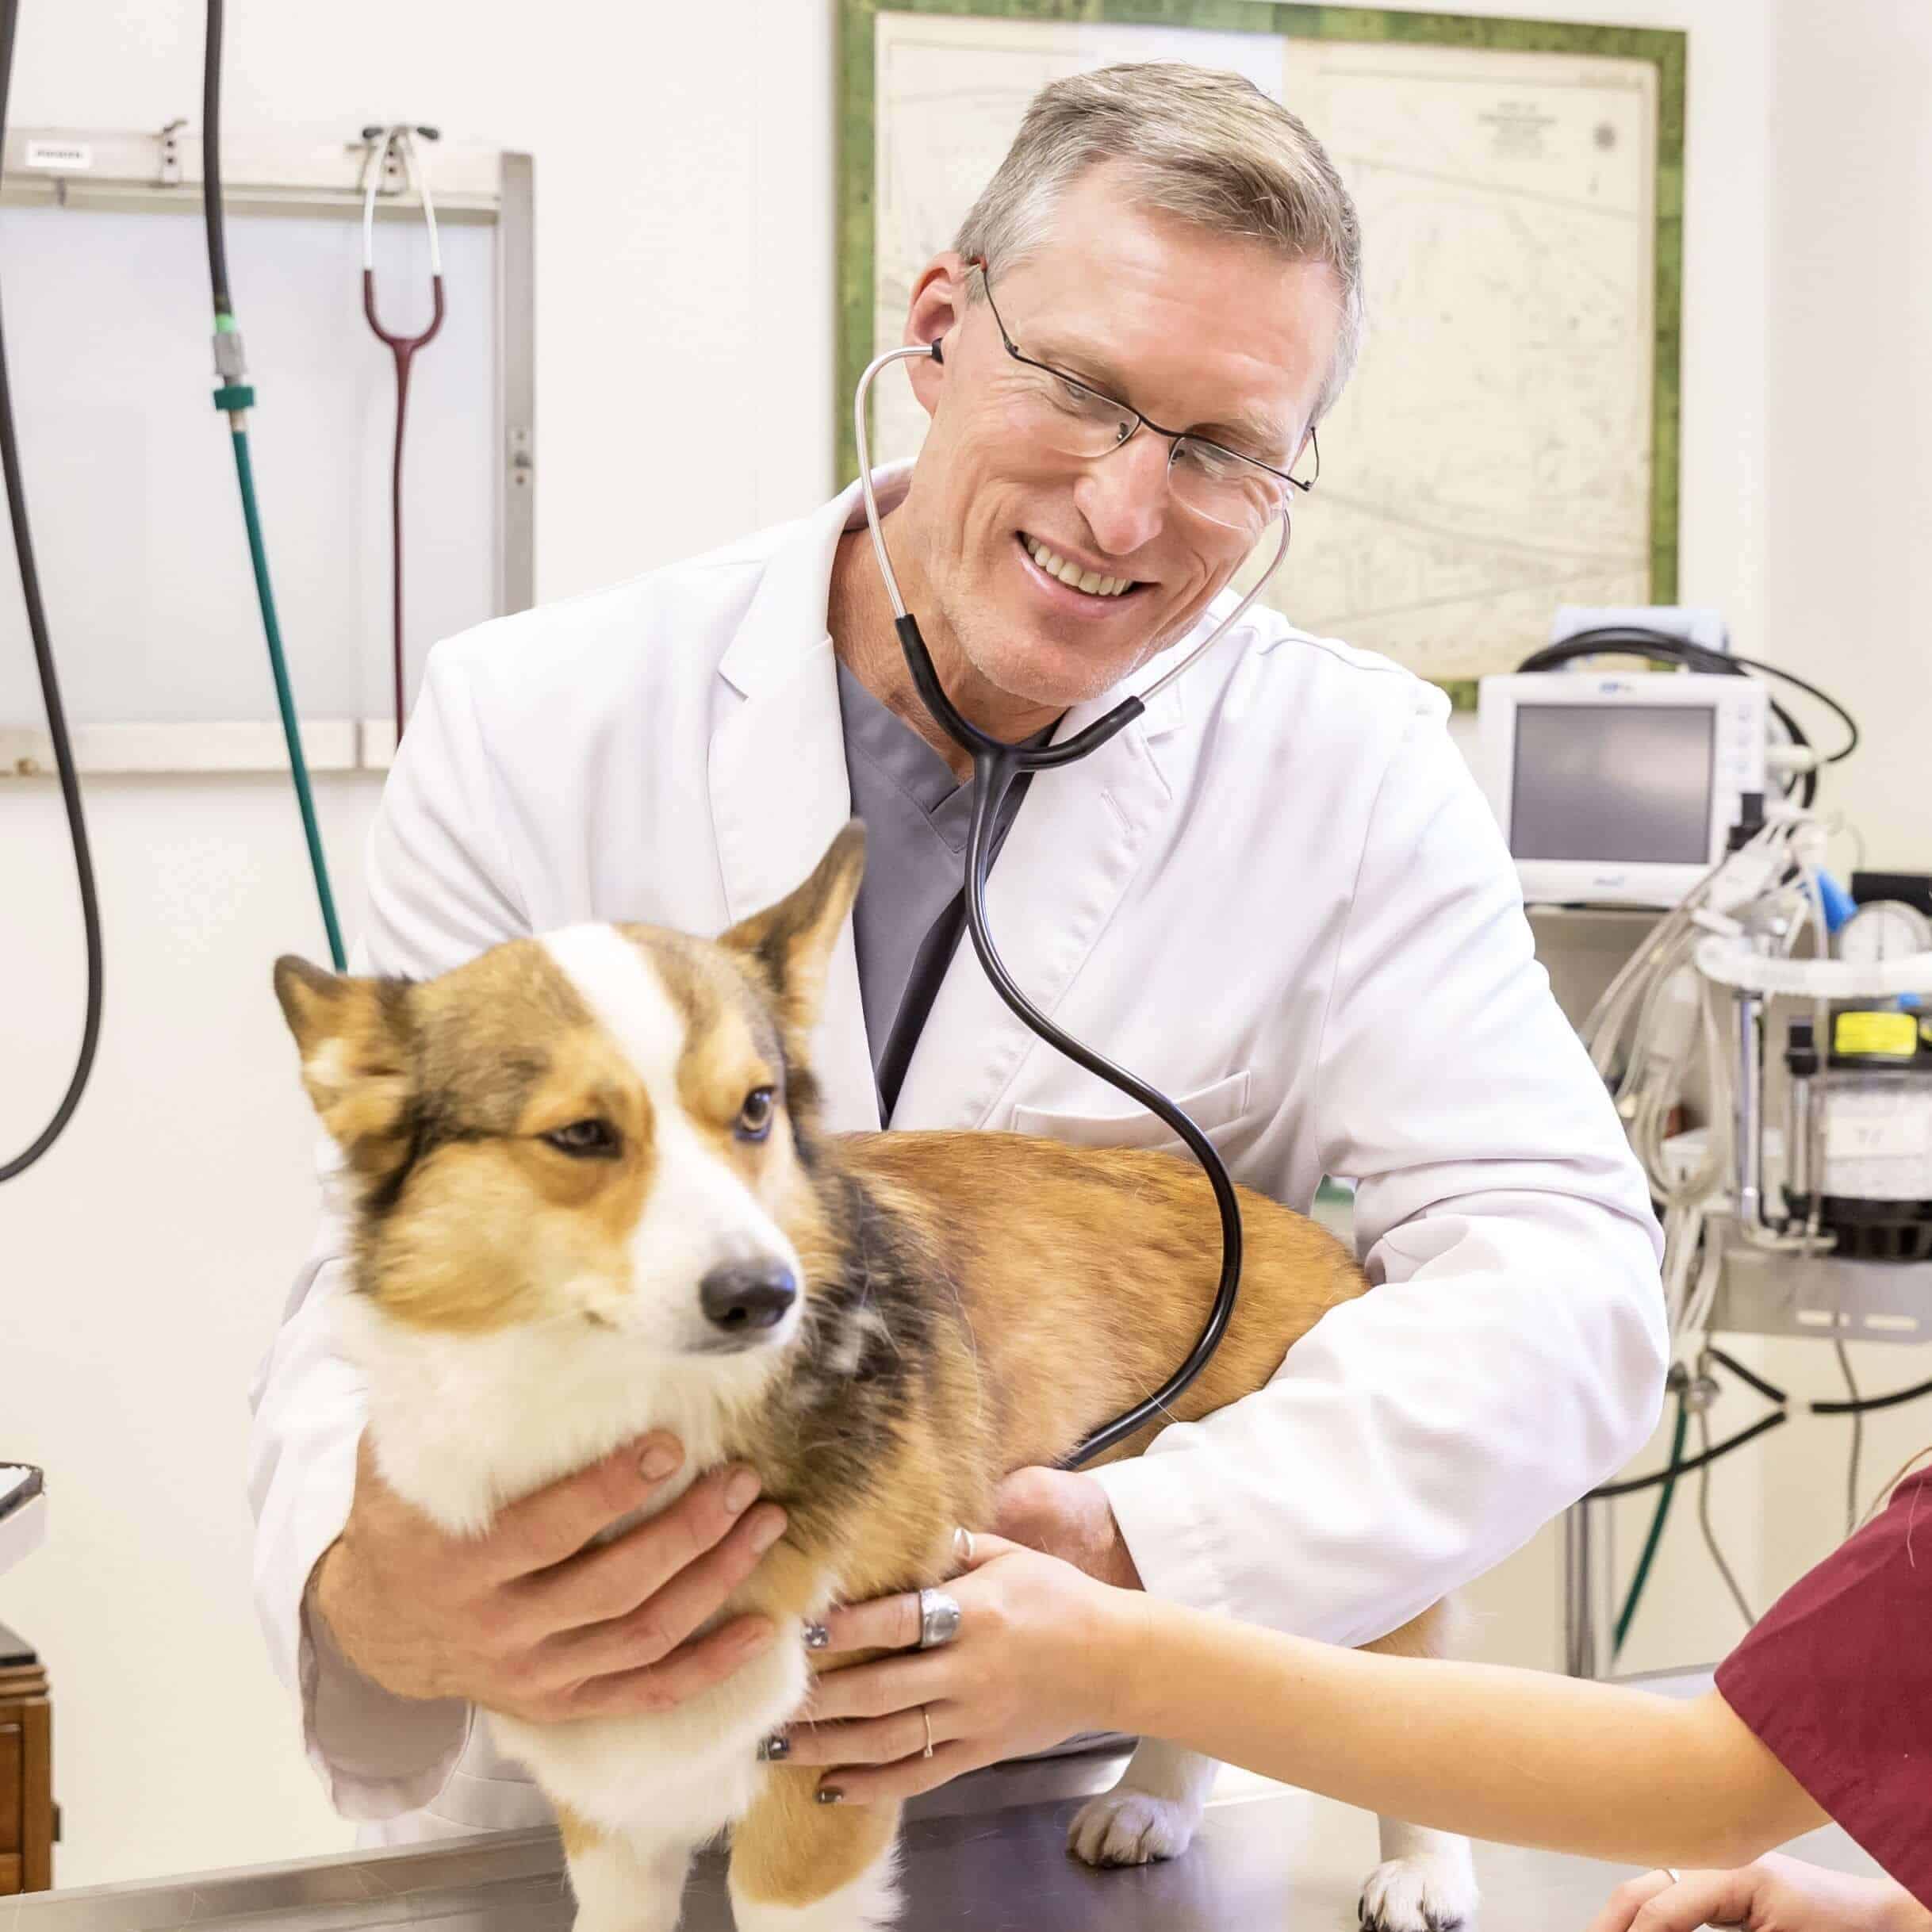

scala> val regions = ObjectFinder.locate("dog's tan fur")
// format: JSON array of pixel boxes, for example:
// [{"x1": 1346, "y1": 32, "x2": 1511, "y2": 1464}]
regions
[{"x1": 275, "y1": 823, "x2": 1454, "y2": 1927}]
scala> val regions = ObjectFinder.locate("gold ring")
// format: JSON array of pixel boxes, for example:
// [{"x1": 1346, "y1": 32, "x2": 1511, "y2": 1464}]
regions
[{"x1": 921, "y1": 1706, "x2": 935, "y2": 1760}]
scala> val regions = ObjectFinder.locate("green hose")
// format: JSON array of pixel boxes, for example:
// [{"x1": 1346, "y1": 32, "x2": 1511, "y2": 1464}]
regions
[
  {"x1": 1612, "y1": 1387, "x2": 1689, "y2": 1659},
  {"x1": 204, "y1": 0, "x2": 344, "y2": 972},
  {"x1": 227, "y1": 423, "x2": 346, "y2": 971}
]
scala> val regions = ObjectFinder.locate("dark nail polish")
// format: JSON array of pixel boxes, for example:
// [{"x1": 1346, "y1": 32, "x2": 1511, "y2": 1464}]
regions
[
  {"x1": 803, "y1": 1622, "x2": 830, "y2": 1650},
  {"x1": 757, "y1": 1735, "x2": 790, "y2": 1762},
  {"x1": 816, "y1": 1785, "x2": 845, "y2": 1805}
]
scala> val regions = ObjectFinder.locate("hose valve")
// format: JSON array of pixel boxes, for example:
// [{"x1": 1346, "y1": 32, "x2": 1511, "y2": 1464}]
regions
[{"x1": 211, "y1": 312, "x2": 253, "y2": 418}]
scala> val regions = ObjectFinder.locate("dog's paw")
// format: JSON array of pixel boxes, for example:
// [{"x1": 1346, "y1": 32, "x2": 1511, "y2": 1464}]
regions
[
  {"x1": 1066, "y1": 1788, "x2": 1203, "y2": 1869},
  {"x1": 1358, "y1": 1850, "x2": 1479, "y2": 1932}
]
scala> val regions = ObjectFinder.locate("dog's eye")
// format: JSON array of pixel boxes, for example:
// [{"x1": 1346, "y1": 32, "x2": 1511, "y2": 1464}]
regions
[
  {"x1": 543, "y1": 1118, "x2": 619, "y2": 1158},
  {"x1": 735, "y1": 1087, "x2": 776, "y2": 1141}
]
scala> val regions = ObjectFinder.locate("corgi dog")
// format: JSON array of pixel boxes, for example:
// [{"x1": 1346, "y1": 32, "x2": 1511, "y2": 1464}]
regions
[{"x1": 274, "y1": 822, "x2": 1476, "y2": 1932}]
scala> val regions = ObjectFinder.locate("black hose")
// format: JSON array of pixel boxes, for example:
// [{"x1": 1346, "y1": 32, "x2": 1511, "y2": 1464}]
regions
[
  {"x1": 1515, "y1": 628, "x2": 1861, "y2": 806},
  {"x1": 1589, "y1": 1409, "x2": 1788, "y2": 1499},
  {"x1": 1744, "y1": 660, "x2": 1857, "y2": 765},
  {"x1": 201, "y1": 0, "x2": 232, "y2": 316},
  {"x1": 1813, "y1": 1374, "x2": 1932, "y2": 1417},
  {"x1": 1704, "y1": 1347, "x2": 1788, "y2": 1407},
  {"x1": 0, "y1": 0, "x2": 107, "y2": 1184}
]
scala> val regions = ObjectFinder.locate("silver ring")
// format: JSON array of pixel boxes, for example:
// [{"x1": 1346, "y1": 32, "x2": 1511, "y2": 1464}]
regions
[
  {"x1": 1663, "y1": 1870, "x2": 1682, "y2": 1885},
  {"x1": 921, "y1": 1706, "x2": 935, "y2": 1759},
  {"x1": 918, "y1": 1587, "x2": 962, "y2": 1650},
  {"x1": 952, "y1": 1527, "x2": 976, "y2": 1569}
]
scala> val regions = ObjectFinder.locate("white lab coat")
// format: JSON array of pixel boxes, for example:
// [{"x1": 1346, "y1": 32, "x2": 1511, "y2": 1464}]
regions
[{"x1": 247, "y1": 468, "x2": 1666, "y2": 1844}]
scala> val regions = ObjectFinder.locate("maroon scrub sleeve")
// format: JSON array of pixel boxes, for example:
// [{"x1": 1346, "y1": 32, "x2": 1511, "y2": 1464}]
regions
[{"x1": 1714, "y1": 1469, "x2": 1932, "y2": 1907}]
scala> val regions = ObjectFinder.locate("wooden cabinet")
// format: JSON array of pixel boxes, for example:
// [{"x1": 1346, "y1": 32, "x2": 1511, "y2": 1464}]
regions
[{"x1": 0, "y1": 1620, "x2": 52, "y2": 1893}]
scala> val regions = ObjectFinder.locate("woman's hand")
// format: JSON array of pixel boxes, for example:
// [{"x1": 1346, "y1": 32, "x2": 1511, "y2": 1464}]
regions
[
  {"x1": 1588, "y1": 1856, "x2": 1931, "y2": 1932},
  {"x1": 776, "y1": 1535, "x2": 1132, "y2": 1804}
]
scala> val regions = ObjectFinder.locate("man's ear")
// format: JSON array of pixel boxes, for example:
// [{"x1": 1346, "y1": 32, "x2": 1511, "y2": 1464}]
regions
[
  {"x1": 904, "y1": 253, "x2": 972, "y2": 413},
  {"x1": 719, "y1": 822, "x2": 867, "y2": 1044},
  {"x1": 272, "y1": 957, "x2": 416, "y2": 1182}
]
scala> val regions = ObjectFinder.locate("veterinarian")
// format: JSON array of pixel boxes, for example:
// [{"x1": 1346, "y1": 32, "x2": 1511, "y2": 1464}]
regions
[
  {"x1": 777, "y1": 1450, "x2": 1932, "y2": 1932},
  {"x1": 249, "y1": 62, "x2": 1668, "y2": 1846}
]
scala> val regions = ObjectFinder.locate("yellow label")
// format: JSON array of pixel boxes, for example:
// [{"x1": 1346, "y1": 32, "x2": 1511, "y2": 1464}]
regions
[{"x1": 1834, "y1": 1010, "x2": 1920, "y2": 1058}]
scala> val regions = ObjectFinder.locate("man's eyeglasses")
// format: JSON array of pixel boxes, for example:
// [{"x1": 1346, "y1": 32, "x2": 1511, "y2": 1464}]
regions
[{"x1": 966, "y1": 255, "x2": 1318, "y2": 539}]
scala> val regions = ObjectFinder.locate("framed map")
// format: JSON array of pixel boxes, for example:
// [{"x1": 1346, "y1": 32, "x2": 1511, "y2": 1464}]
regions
[{"x1": 837, "y1": 2, "x2": 1686, "y2": 700}]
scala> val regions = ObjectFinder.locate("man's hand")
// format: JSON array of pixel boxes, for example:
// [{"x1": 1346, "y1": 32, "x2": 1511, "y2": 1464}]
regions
[
  {"x1": 991, "y1": 1466, "x2": 1142, "y2": 1590},
  {"x1": 1587, "y1": 1857, "x2": 1931, "y2": 1932},
  {"x1": 309, "y1": 1432, "x2": 788, "y2": 1723}
]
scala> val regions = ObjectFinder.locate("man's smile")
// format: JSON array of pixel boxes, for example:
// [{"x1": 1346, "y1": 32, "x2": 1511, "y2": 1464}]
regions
[{"x1": 1013, "y1": 530, "x2": 1151, "y2": 615}]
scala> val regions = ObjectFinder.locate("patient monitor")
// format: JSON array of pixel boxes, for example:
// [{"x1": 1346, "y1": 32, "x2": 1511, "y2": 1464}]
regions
[{"x1": 1478, "y1": 671, "x2": 1770, "y2": 908}]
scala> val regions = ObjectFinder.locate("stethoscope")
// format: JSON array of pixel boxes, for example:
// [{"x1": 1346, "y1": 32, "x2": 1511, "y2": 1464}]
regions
[
  {"x1": 360, "y1": 125, "x2": 446, "y2": 747},
  {"x1": 853, "y1": 335, "x2": 1296, "y2": 1467}
]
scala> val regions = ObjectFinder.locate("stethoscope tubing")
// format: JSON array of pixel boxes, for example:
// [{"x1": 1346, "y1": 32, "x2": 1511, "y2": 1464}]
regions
[
  {"x1": 854, "y1": 335, "x2": 1297, "y2": 1466},
  {"x1": 360, "y1": 127, "x2": 446, "y2": 746},
  {"x1": 961, "y1": 746, "x2": 1248, "y2": 1465}
]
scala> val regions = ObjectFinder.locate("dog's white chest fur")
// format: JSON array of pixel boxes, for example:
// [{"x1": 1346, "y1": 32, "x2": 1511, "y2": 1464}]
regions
[
  {"x1": 490, "y1": 1644, "x2": 806, "y2": 1841},
  {"x1": 338, "y1": 1298, "x2": 818, "y2": 1840}
]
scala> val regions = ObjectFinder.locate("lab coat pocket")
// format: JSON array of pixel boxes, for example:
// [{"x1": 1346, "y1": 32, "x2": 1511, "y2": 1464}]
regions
[{"x1": 1008, "y1": 1068, "x2": 1254, "y2": 1152}]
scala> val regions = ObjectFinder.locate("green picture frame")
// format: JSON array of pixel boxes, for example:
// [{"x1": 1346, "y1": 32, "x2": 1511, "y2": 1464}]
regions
[{"x1": 836, "y1": 1, "x2": 1687, "y2": 705}]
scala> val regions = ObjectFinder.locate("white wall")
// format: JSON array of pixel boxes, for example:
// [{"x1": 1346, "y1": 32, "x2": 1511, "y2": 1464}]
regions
[
  {"x1": 1765, "y1": 0, "x2": 1932, "y2": 876},
  {"x1": 1, "y1": 0, "x2": 1926, "y2": 1892},
  {"x1": 0, "y1": 0, "x2": 837, "y2": 1888},
  {"x1": 1751, "y1": 0, "x2": 1932, "y2": 1617},
  {"x1": 2, "y1": 776, "x2": 380, "y2": 1880}
]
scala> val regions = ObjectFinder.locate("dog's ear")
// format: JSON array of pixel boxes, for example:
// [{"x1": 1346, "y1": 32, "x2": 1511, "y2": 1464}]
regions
[
  {"x1": 272, "y1": 957, "x2": 416, "y2": 1182},
  {"x1": 719, "y1": 821, "x2": 867, "y2": 1042}
]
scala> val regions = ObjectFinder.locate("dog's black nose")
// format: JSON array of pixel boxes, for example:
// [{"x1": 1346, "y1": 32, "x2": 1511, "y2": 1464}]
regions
[{"x1": 699, "y1": 1259, "x2": 798, "y2": 1333}]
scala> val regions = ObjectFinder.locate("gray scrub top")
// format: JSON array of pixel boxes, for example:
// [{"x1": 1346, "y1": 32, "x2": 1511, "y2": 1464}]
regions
[{"x1": 834, "y1": 659, "x2": 1046, "y2": 1121}]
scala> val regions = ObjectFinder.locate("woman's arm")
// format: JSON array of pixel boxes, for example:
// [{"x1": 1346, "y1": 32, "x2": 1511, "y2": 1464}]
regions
[
  {"x1": 789, "y1": 1539, "x2": 1826, "y2": 1873},
  {"x1": 1117, "y1": 1591, "x2": 1827, "y2": 1870}
]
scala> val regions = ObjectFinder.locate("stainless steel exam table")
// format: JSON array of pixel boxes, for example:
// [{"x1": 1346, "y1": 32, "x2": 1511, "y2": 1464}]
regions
[{"x1": 8, "y1": 1676, "x2": 1885, "y2": 1932}]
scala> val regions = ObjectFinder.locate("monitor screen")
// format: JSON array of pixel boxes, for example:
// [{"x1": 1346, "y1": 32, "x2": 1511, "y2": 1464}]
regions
[{"x1": 1509, "y1": 704, "x2": 1716, "y2": 864}]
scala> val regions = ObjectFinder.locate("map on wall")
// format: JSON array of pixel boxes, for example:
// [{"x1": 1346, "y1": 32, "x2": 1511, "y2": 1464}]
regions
[{"x1": 839, "y1": 4, "x2": 1684, "y2": 693}]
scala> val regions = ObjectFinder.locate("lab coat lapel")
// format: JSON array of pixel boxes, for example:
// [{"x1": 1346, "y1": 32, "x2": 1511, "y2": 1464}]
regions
[
  {"x1": 709, "y1": 492, "x2": 880, "y2": 1133},
  {"x1": 888, "y1": 666, "x2": 1189, "y2": 1132}
]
